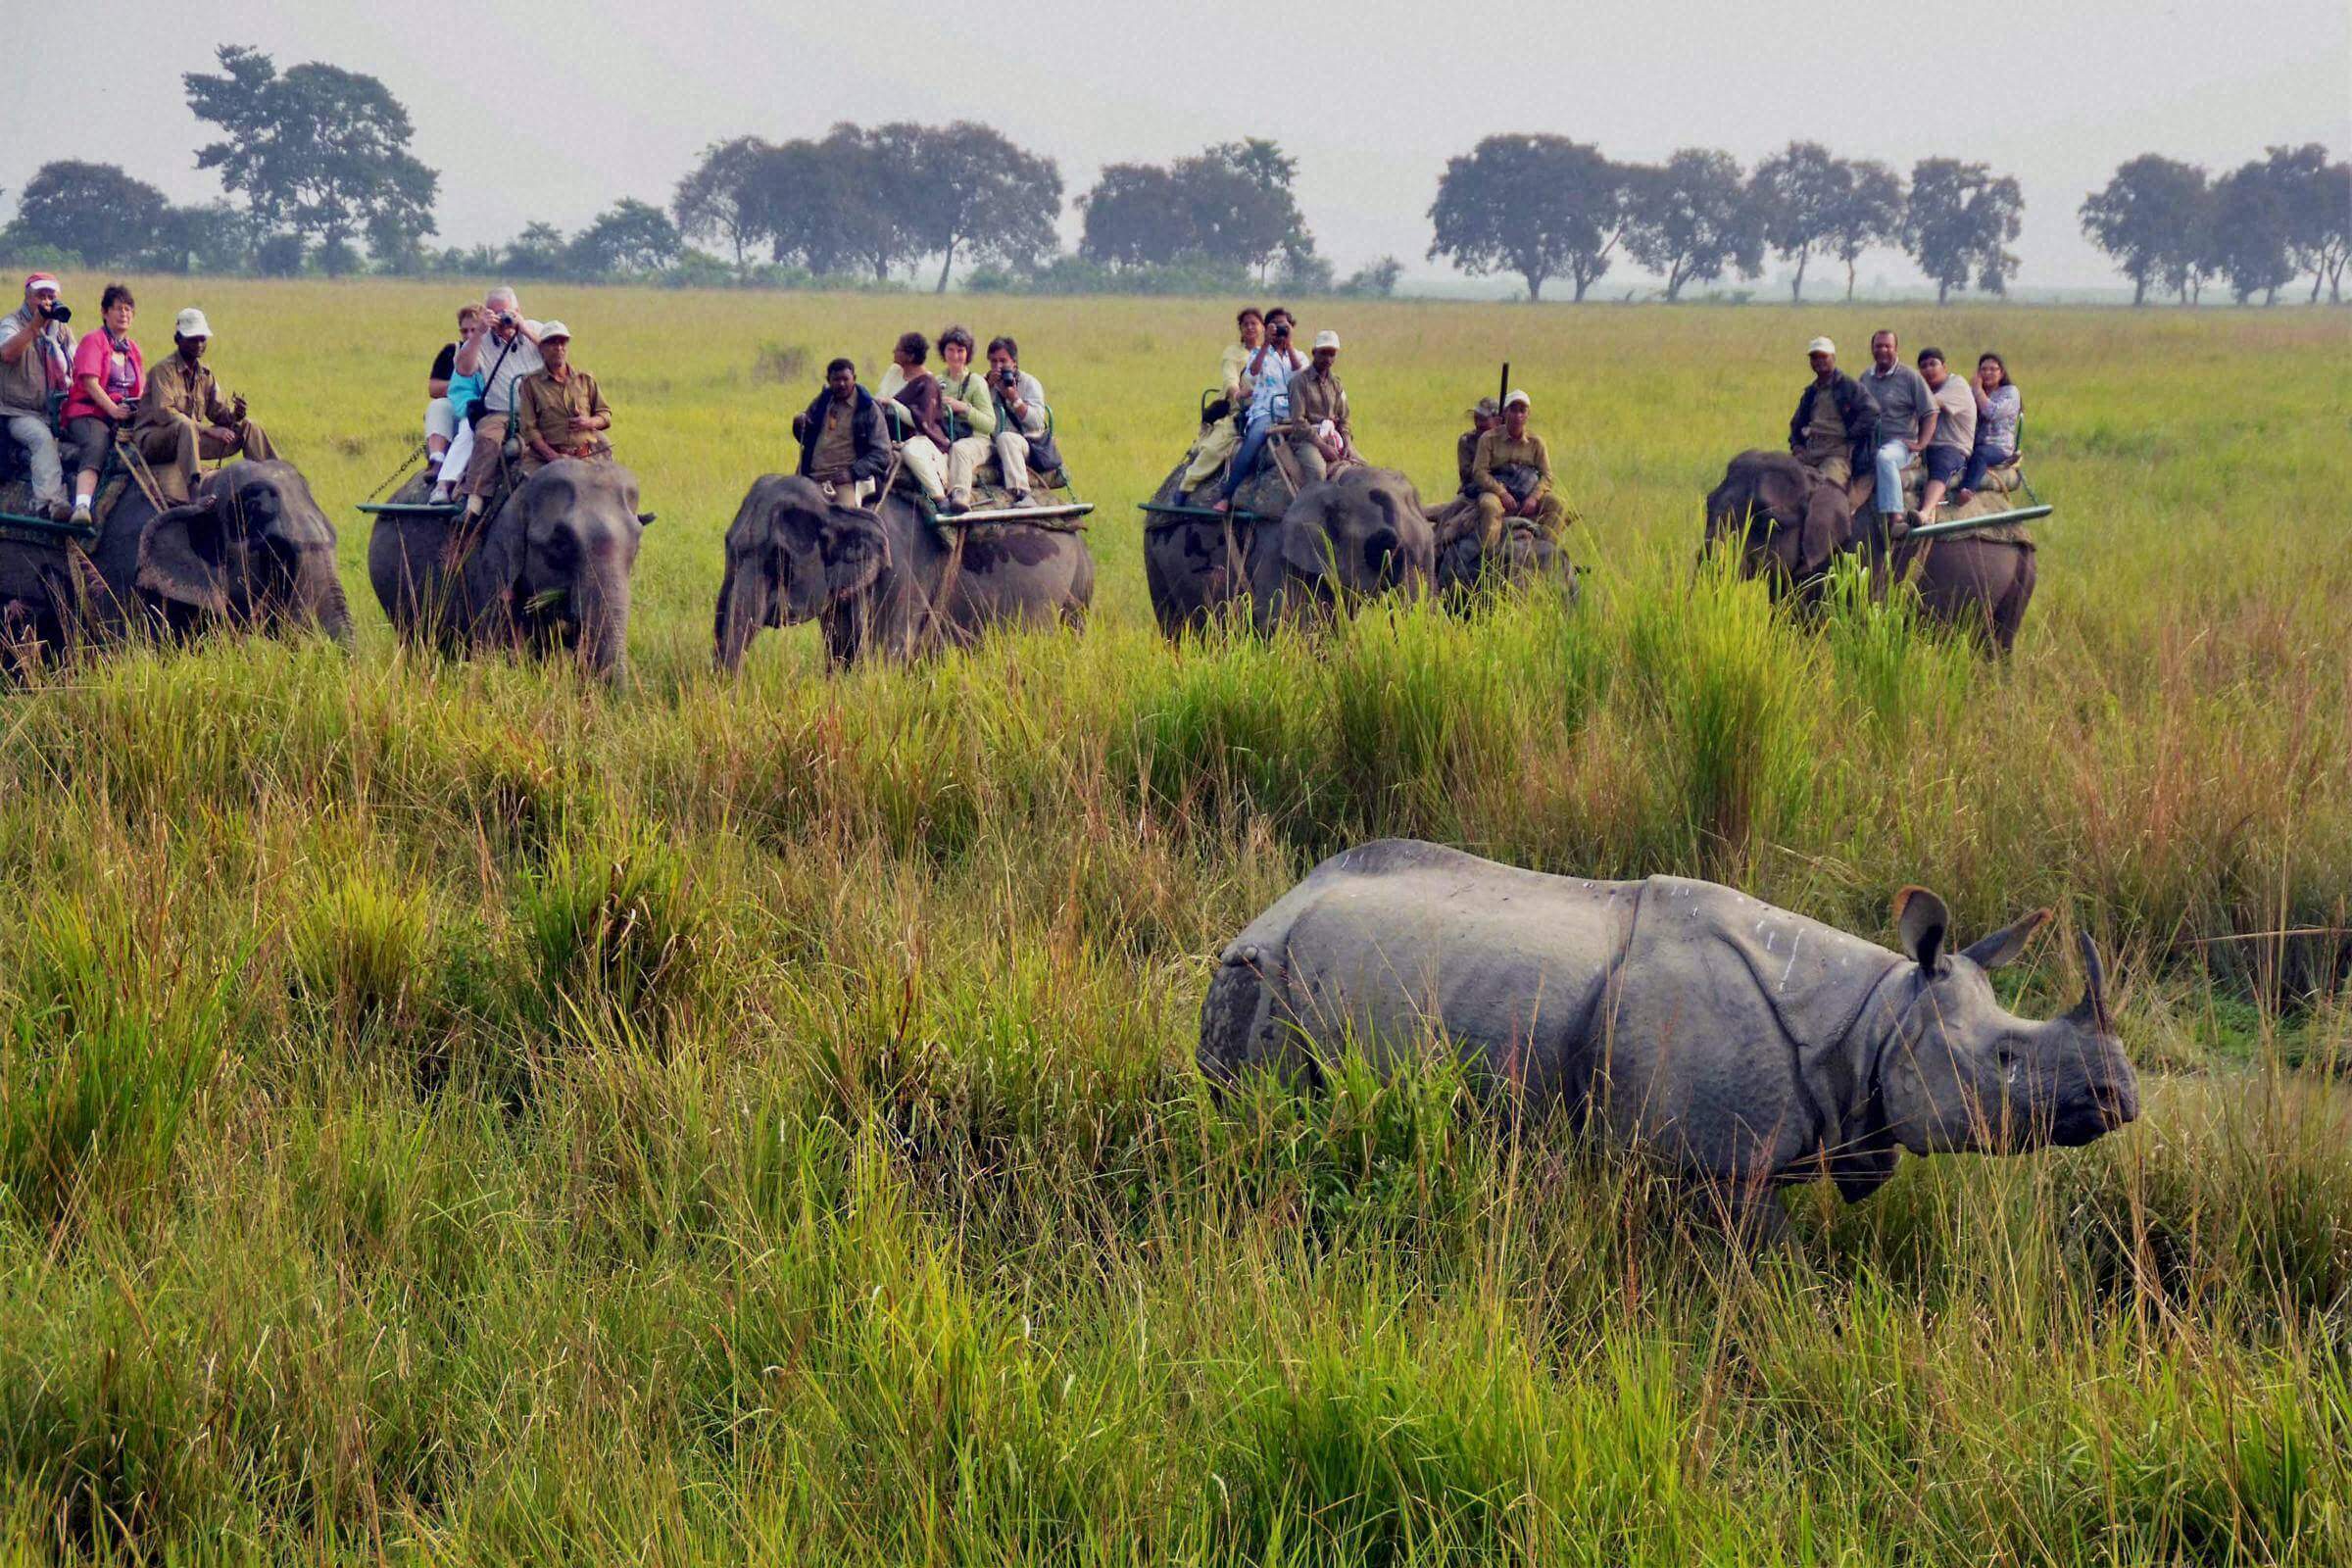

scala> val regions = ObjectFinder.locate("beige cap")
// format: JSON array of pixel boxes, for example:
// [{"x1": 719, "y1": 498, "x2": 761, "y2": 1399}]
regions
[
  {"x1": 1502, "y1": 389, "x2": 1530, "y2": 410},
  {"x1": 539, "y1": 320, "x2": 571, "y2": 341},
  {"x1": 1807, "y1": 336, "x2": 1836, "y2": 356},
  {"x1": 1470, "y1": 397, "x2": 1499, "y2": 417},
  {"x1": 1312, "y1": 329, "x2": 1340, "y2": 351},
  {"x1": 174, "y1": 308, "x2": 213, "y2": 339}
]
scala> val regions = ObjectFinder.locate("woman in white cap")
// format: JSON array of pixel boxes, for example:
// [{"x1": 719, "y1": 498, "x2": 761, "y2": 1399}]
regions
[{"x1": 131, "y1": 304, "x2": 276, "y2": 504}]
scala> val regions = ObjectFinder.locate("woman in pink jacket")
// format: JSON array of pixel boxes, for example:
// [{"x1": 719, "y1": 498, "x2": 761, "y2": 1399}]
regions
[{"x1": 61, "y1": 281, "x2": 142, "y2": 525}]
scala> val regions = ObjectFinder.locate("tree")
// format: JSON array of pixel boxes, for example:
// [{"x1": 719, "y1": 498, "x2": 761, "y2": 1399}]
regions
[
  {"x1": 1751, "y1": 142, "x2": 1848, "y2": 302},
  {"x1": 1827, "y1": 160, "x2": 1904, "y2": 302},
  {"x1": 568, "y1": 199, "x2": 682, "y2": 276},
  {"x1": 148, "y1": 202, "x2": 258, "y2": 274},
  {"x1": 1427, "y1": 134, "x2": 1629, "y2": 302},
  {"x1": 1274, "y1": 240, "x2": 1334, "y2": 294},
  {"x1": 739, "y1": 137, "x2": 865, "y2": 276},
  {"x1": 184, "y1": 44, "x2": 438, "y2": 259},
  {"x1": 894, "y1": 124, "x2": 1060, "y2": 293},
  {"x1": 672, "y1": 136, "x2": 773, "y2": 272},
  {"x1": 503, "y1": 222, "x2": 568, "y2": 279},
  {"x1": 1902, "y1": 158, "x2": 2023, "y2": 304},
  {"x1": 1338, "y1": 257, "x2": 1405, "y2": 297},
  {"x1": 6, "y1": 161, "x2": 169, "y2": 265},
  {"x1": 1078, "y1": 164, "x2": 1188, "y2": 268},
  {"x1": 255, "y1": 232, "x2": 308, "y2": 277},
  {"x1": 1078, "y1": 139, "x2": 1312, "y2": 280},
  {"x1": 1622, "y1": 149, "x2": 1763, "y2": 302},
  {"x1": 2253, "y1": 143, "x2": 2351, "y2": 303},
  {"x1": 2207, "y1": 160, "x2": 2295, "y2": 304},
  {"x1": 2080, "y1": 155, "x2": 2210, "y2": 306}
]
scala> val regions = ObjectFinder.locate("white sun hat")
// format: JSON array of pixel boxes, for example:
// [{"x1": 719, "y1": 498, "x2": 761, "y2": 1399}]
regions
[
  {"x1": 1312, "y1": 329, "x2": 1341, "y2": 351},
  {"x1": 539, "y1": 320, "x2": 571, "y2": 341},
  {"x1": 1502, "y1": 388, "x2": 1530, "y2": 409},
  {"x1": 173, "y1": 308, "x2": 213, "y2": 339},
  {"x1": 1807, "y1": 335, "x2": 1837, "y2": 356}
]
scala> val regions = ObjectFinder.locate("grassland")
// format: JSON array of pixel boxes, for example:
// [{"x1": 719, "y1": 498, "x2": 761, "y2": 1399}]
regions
[{"x1": 0, "y1": 278, "x2": 2347, "y2": 1563}]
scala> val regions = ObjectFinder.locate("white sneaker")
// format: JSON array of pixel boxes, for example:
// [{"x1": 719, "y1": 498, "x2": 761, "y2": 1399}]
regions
[{"x1": 69, "y1": 501, "x2": 93, "y2": 526}]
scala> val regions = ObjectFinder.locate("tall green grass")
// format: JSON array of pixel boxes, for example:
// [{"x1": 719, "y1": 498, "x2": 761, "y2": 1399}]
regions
[{"x1": 0, "y1": 289, "x2": 2343, "y2": 1561}]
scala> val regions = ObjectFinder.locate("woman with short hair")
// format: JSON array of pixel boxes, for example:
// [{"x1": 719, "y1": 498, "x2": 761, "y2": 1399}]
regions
[
  {"x1": 933, "y1": 325, "x2": 998, "y2": 513},
  {"x1": 62, "y1": 282, "x2": 141, "y2": 526}
]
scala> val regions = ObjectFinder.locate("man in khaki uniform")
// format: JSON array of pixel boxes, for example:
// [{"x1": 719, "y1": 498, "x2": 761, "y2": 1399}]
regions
[
  {"x1": 1787, "y1": 335, "x2": 1870, "y2": 488},
  {"x1": 513, "y1": 322, "x2": 612, "y2": 475},
  {"x1": 132, "y1": 308, "x2": 277, "y2": 503},
  {"x1": 1283, "y1": 329, "x2": 1354, "y2": 482},
  {"x1": 1467, "y1": 389, "x2": 1571, "y2": 549},
  {"x1": 1456, "y1": 398, "x2": 1497, "y2": 493}
]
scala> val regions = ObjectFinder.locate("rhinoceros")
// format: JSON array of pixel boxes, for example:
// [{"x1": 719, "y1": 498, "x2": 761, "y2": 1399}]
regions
[{"x1": 1199, "y1": 840, "x2": 2138, "y2": 1214}]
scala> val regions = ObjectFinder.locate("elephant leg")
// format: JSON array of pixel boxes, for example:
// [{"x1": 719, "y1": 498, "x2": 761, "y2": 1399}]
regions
[{"x1": 1990, "y1": 548, "x2": 2036, "y2": 656}]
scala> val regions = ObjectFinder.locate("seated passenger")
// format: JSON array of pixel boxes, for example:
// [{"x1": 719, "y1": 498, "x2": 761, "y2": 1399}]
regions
[
  {"x1": 1284, "y1": 329, "x2": 1354, "y2": 481},
  {"x1": 62, "y1": 282, "x2": 143, "y2": 527},
  {"x1": 0, "y1": 273, "x2": 77, "y2": 520},
  {"x1": 877, "y1": 331, "x2": 953, "y2": 508},
  {"x1": 1468, "y1": 390, "x2": 1571, "y2": 548},
  {"x1": 1856, "y1": 328, "x2": 1936, "y2": 542},
  {"x1": 1212, "y1": 306, "x2": 1304, "y2": 514},
  {"x1": 1456, "y1": 398, "x2": 1497, "y2": 496},
  {"x1": 1787, "y1": 336, "x2": 1870, "y2": 488},
  {"x1": 1179, "y1": 306, "x2": 1264, "y2": 498},
  {"x1": 1915, "y1": 347, "x2": 1975, "y2": 523},
  {"x1": 933, "y1": 325, "x2": 998, "y2": 514},
  {"x1": 431, "y1": 339, "x2": 486, "y2": 504},
  {"x1": 454, "y1": 287, "x2": 547, "y2": 523},
  {"x1": 1953, "y1": 352, "x2": 2022, "y2": 505},
  {"x1": 424, "y1": 304, "x2": 479, "y2": 480},
  {"x1": 513, "y1": 322, "x2": 612, "y2": 475},
  {"x1": 792, "y1": 357, "x2": 891, "y2": 503},
  {"x1": 984, "y1": 335, "x2": 1054, "y2": 507},
  {"x1": 132, "y1": 308, "x2": 279, "y2": 504}
]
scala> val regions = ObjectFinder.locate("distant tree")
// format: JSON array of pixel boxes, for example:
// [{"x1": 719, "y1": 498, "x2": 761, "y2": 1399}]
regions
[
  {"x1": 147, "y1": 201, "x2": 258, "y2": 274},
  {"x1": 568, "y1": 199, "x2": 682, "y2": 276},
  {"x1": 2252, "y1": 143, "x2": 2352, "y2": 304},
  {"x1": 184, "y1": 45, "x2": 438, "y2": 264},
  {"x1": 255, "y1": 232, "x2": 308, "y2": 277},
  {"x1": 2206, "y1": 160, "x2": 2296, "y2": 304},
  {"x1": 1622, "y1": 149, "x2": 1763, "y2": 302},
  {"x1": 1078, "y1": 164, "x2": 1188, "y2": 268},
  {"x1": 1274, "y1": 240, "x2": 1334, "y2": 294},
  {"x1": 1902, "y1": 158, "x2": 2023, "y2": 303},
  {"x1": 741, "y1": 137, "x2": 865, "y2": 276},
  {"x1": 672, "y1": 136, "x2": 773, "y2": 272},
  {"x1": 1338, "y1": 256, "x2": 1405, "y2": 297},
  {"x1": 503, "y1": 221, "x2": 568, "y2": 279},
  {"x1": 1827, "y1": 159, "x2": 1904, "y2": 302},
  {"x1": 1427, "y1": 134, "x2": 1629, "y2": 302},
  {"x1": 893, "y1": 123, "x2": 1060, "y2": 293},
  {"x1": 1751, "y1": 141, "x2": 1848, "y2": 302},
  {"x1": 2079, "y1": 155, "x2": 2210, "y2": 307},
  {"x1": 367, "y1": 206, "x2": 432, "y2": 274},
  {"x1": 316, "y1": 238, "x2": 365, "y2": 277},
  {"x1": 6, "y1": 160, "x2": 169, "y2": 265}
]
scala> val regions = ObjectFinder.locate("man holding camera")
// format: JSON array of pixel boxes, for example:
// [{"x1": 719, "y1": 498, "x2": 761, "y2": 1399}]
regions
[
  {"x1": 452, "y1": 287, "x2": 546, "y2": 522},
  {"x1": 0, "y1": 274, "x2": 77, "y2": 519},
  {"x1": 133, "y1": 308, "x2": 279, "y2": 505},
  {"x1": 984, "y1": 336, "x2": 1053, "y2": 508}
]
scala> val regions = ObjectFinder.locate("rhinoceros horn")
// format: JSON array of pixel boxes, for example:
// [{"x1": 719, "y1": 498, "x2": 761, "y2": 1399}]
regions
[{"x1": 2070, "y1": 931, "x2": 2112, "y2": 1032}]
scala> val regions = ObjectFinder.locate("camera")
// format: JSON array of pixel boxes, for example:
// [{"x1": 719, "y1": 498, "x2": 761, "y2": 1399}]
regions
[
  {"x1": 997, "y1": 366, "x2": 1019, "y2": 389},
  {"x1": 498, "y1": 312, "x2": 517, "y2": 328},
  {"x1": 38, "y1": 300, "x2": 70, "y2": 323}
]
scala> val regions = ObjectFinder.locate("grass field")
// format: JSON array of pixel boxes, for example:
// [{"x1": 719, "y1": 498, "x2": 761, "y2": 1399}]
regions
[{"x1": 1, "y1": 276, "x2": 2348, "y2": 1563}]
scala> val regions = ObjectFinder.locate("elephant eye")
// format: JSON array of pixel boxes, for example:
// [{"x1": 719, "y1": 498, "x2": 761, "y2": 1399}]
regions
[{"x1": 1995, "y1": 1043, "x2": 2020, "y2": 1070}]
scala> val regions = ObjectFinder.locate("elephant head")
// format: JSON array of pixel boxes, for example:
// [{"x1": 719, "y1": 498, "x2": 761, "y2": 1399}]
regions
[
  {"x1": 1252, "y1": 466, "x2": 1434, "y2": 631},
  {"x1": 465, "y1": 460, "x2": 645, "y2": 678},
  {"x1": 1702, "y1": 451, "x2": 1850, "y2": 598},
  {"x1": 713, "y1": 475, "x2": 887, "y2": 671},
  {"x1": 134, "y1": 460, "x2": 352, "y2": 645}
]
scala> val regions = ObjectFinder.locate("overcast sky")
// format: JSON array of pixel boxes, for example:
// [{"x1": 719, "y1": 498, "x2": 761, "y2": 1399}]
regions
[{"x1": 8, "y1": 0, "x2": 2347, "y2": 292}]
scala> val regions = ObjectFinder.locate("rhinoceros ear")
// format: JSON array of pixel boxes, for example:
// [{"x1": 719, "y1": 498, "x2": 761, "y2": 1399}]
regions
[
  {"x1": 1893, "y1": 886, "x2": 1950, "y2": 975},
  {"x1": 1961, "y1": 907, "x2": 2052, "y2": 971}
]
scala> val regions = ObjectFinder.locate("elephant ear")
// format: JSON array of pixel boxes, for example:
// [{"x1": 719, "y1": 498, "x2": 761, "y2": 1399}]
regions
[
  {"x1": 1280, "y1": 511, "x2": 1338, "y2": 584},
  {"x1": 820, "y1": 506, "x2": 888, "y2": 603},
  {"x1": 1800, "y1": 477, "x2": 1853, "y2": 578},
  {"x1": 457, "y1": 503, "x2": 528, "y2": 610},
  {"x1": 134, "y1": 497, "x2": 229, "y2": 613}
]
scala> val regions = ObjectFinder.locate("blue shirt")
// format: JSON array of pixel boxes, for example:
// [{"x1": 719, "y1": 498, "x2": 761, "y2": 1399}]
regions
[{"x1": 1243, "y1": 345, "x2": 1303, "y2": 427}]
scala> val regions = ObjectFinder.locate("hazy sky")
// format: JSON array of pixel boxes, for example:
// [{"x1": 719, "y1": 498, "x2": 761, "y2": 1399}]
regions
[{"x1": 9, "y1": 0, "x2": 2348, "y2": 293}]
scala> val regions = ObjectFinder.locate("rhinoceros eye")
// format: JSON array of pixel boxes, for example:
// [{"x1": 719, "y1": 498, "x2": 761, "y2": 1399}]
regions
[{"x1": 1995, "y1": 1043, "x2": 2020, "y2": 1070}]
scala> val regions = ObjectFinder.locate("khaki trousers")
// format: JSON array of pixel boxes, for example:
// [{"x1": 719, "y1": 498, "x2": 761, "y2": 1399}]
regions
[
  {"x1": 463, "y1": 413, "x2": 511, "y2": 499},
  {"x1": 1473, "y1": 492, "x2": 1569, "y2": 549},
  {"x1": 1180, "y1": 418, "x2": 1242, "y2": 489},
  {"x1": 942, "y1": 436, "x2": 992, "y2": 501},
  {"x1": 993, "y1": 430, "x2": 1038, "y2": 494},
  {"x1": 899, "y1": 439, "x2": 949, "y2": 501},
  {"x1": 137, "y1": 415, "x2": 277, "y2": 504}
]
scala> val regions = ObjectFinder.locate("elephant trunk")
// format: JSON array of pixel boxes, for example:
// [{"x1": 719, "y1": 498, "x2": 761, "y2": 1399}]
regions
[
  {"x1": 572, "y1": 562, "x2": 632, "y2": 680},
  {"x1": 295, "y1": 543, "x2": 354, "y2": 647},
  {"x1": 713, "y1": 555, "x2": 770, "y2": 672}
]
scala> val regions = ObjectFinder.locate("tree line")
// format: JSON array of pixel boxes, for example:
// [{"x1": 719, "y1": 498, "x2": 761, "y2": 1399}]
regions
[{"x1": 2, "y1": 43, "x2": 2345, "y2": 305}]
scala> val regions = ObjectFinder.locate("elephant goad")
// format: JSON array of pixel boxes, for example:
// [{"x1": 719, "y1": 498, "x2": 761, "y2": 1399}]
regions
[
  {"x1": 1144, "y1": 461, "x2": 1435, "y2": 637},
  {"x1": 0, "y1": 459, "x2": 351, "y2": 665},
  {"x1": 713, "y1": 474, "x2": 1092, "y2": 669},
  {"x1": 1703, "y1": 449, "x2": 2037, "y2": 654},
  {"x1": 368, "y1": 460, "x2": 644, "y2": 678}
]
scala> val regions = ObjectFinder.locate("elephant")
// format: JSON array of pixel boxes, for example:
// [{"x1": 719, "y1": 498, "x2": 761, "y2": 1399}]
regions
[
  {"x1": 713, "y1": 474, "x2": 1093, "y2": 670},
  {"x1": 1142, "y1": 458, "x2": 1291, "y2": 637},
  {"x1": 368, "y1": 460, "x2": 644, "y2": 678},
  {"x1": 1, "y1": 458, "x2": 350, "y2": 664},
  {"x1": 1241, "y1": 466, "x2": 1436, "y2": 634},
  {"x1": 1703, "y1": 450, "x2": 2037, "y2": 653}
]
